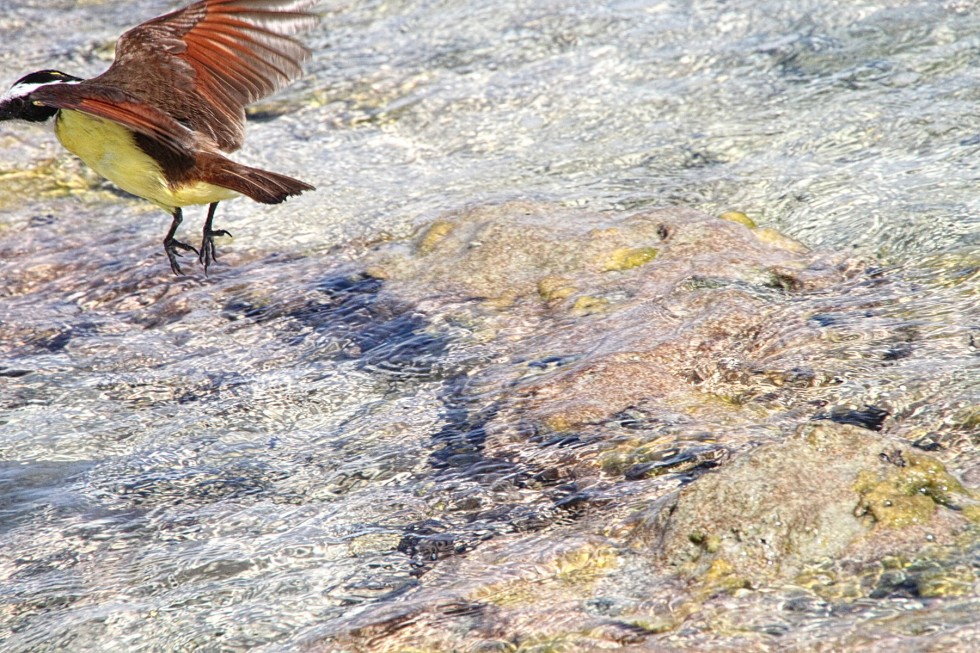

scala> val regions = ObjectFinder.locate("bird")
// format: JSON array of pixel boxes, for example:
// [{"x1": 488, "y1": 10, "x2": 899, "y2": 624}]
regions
[{"x1": 0, "y1": 0, "x2": 318, "y2": 275}]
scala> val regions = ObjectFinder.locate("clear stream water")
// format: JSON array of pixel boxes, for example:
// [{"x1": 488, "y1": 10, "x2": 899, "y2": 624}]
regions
[{"x1": 0, "y1": 0, "x2": 978, "y2": 651}]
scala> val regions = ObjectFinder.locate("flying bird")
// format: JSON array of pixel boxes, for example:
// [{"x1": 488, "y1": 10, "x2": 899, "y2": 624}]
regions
[{"x1": 0, "y1": 0, "x2": 318, "y2": 275}]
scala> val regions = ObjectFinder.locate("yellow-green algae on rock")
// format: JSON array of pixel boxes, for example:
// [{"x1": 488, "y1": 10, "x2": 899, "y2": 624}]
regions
[
  {"x1": 718, "y1": 211, "x2": 757, "y2": 228},
  {"x1": 718, "y1": 210, "x2": 808, "y2": 253},
  {"x1": 416, "y1": 219, "x2": 456, "y2": 255},
  {"x1": 569, "y1": 295, "x2": 609, "y2": 315},
  {"x1": 536, "y1": 274, "x2": 578, "y2": 302},
  {"x1": 600, "y1": 246, "x2": 658, "y2": 272},
  {"x1": 643, "y1": 422, "x2": 978, "y2": 589},
  {"x1": 854, "y1": 452, "x2": 972, "y2": 528}
]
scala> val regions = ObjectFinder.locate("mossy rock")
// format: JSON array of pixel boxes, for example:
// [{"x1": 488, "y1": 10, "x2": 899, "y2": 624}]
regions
[
  {"x1": 854, "y1": 453, "x2": 968, "y2": 528},
  {"x1": 641, "y1": 422, "x2": 977, "y2": 589}
]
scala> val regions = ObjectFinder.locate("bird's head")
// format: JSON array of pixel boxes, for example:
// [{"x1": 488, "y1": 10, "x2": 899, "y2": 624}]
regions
[{"x1": 0, "y1": 70, "x2": 82, "y2": 122}]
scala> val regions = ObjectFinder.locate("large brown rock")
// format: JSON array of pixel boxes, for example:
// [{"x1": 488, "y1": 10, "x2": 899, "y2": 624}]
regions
[{"x1": 640, "y1": 421, "x2": 977, "y2": 588}]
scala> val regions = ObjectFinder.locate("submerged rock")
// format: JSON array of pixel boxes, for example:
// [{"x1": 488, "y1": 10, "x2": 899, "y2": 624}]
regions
[
  {"x1": 301, "y1": 200, "x2": 979, "y2": 650},
  {"x1": 368, "y1": 201, "x2": 855, "y2": 436},
  {"x1": 640, "y1": 421, "x2": 977, "y2": 586},
  {"x1": 371, "y1": 201, "x2": 835, "y2": 307},
  {"x1": 2, "y1": 198, "x2": 976, "y2": 652}
]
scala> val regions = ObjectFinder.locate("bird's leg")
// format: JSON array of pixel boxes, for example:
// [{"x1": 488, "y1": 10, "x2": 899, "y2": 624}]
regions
[
  {"x1": 199, "y1": 202, "x2": 232, "y2": 274},
  {"x1": 163, "y1": 207, "x2": 199, "y2": 276}
]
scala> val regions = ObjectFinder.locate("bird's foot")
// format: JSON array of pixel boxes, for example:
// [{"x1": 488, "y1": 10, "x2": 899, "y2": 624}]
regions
[
  {"x1": 164, "y1": 237, "x2": 199, "y2": 276},
  {"x1": 199, "y1": 228, "x2": 233, "y2": 274}
]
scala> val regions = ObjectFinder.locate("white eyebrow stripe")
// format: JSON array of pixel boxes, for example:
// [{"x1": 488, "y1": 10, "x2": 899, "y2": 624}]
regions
[{"x1": 0, "y1": 79, "x2": 81, "y2": 103}]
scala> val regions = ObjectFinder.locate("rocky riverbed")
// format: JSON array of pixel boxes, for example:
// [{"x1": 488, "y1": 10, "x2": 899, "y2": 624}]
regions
[{"x1": 1, "y1": 1, "x2": 978, "y2": 651}]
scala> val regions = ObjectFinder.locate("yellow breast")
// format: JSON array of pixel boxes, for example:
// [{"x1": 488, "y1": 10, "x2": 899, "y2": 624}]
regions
[{"x1": 54, "y1": 110, "x2": 239, "y2": 211}]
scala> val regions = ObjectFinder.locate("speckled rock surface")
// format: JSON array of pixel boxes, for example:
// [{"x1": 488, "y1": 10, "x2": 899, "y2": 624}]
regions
[{"x1": 644, "y1": 422, "x2": 976, "y2": 584}]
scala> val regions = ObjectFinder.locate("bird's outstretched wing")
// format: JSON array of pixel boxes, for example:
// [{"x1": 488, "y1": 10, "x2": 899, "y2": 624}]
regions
[
  {"x1": 31, "y1": 83, "x2": 198, "y2": 156},
  {"x1": 49, "y1": 0, "x2": 319, "y2": 152}
]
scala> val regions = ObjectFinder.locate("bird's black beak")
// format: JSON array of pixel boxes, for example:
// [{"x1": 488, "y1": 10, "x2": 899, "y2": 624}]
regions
[
  {"x1": 0, "y1": 96, "x2": 58, "y2": 122},
  {"x1": 0, "y1": 98, "x2": 17, "y2": 120}
]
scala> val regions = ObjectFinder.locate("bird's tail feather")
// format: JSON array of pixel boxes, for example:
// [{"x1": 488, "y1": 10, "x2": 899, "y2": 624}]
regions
[{"x1": 200, "y1": 153, "x2": 314, "y2": 204}]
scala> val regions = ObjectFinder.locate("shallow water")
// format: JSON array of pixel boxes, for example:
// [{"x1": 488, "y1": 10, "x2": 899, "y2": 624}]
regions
[{"x1": 0, "y1": 0, "x2": 978, "y2": 651}]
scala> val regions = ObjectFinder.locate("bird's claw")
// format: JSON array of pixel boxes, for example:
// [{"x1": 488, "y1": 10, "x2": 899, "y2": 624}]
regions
[
  {"x1": 199, "y1": 228, "x2": 233, "y2": 274},
  {"x1": 164, "y1": 238, "x2": 199, "y2": 276}
]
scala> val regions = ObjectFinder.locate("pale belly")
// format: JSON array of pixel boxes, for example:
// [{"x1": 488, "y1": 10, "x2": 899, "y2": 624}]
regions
[{"x1": 54, "y1": 110, "x2": 239, "y2": 211}]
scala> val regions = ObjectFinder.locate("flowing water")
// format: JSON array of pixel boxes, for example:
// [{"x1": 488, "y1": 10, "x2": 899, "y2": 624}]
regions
[{"x1": 0, "y1": 1, "x2": 978, "y2": 651}]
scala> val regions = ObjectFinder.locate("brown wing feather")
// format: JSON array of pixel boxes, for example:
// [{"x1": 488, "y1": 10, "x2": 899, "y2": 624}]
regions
[
  {"x1": 31, "y1": 83, "x2": 196, "y2": 156},
  {"x1": 90, "y1": 0, "x2": 318, "y2": 152}
]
